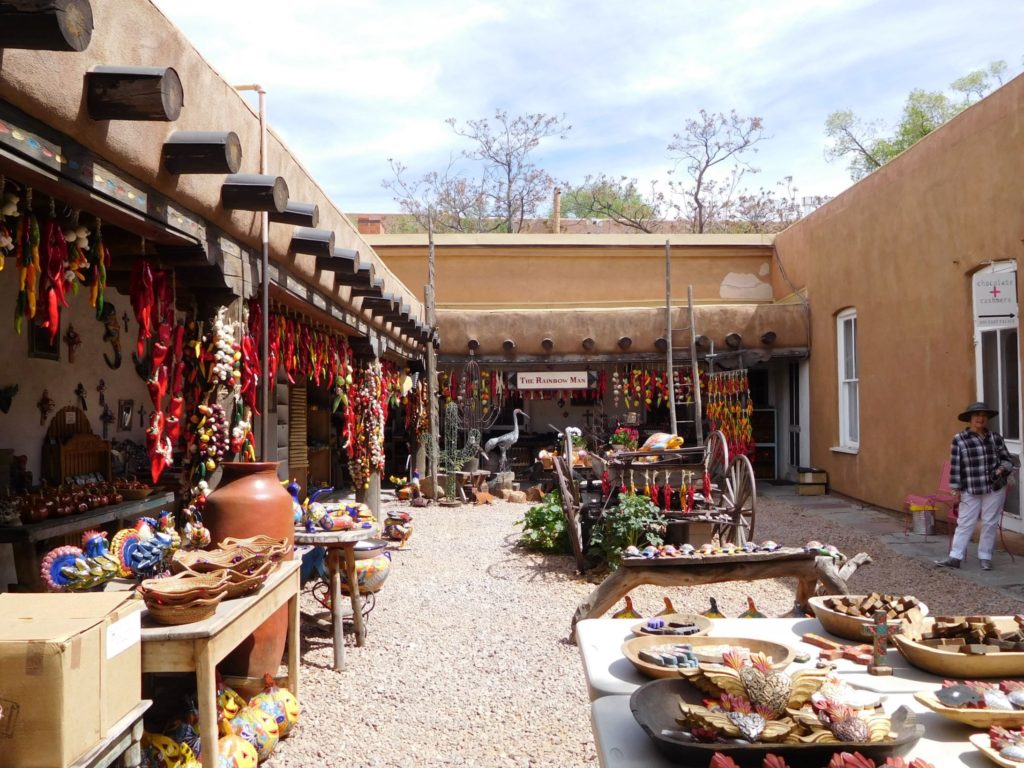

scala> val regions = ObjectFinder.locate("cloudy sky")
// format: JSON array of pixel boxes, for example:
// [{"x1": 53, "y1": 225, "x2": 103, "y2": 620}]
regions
[{"x1": 152, "y1": 0, "x2": 1022, "y2": 215}]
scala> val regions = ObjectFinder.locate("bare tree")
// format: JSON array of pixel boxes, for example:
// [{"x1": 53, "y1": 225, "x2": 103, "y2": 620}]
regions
[
  {"x1": 383, "y1": 110, "x2": 570, "y2": 233},
  {"x1": 666, "y1": 109, "x2": 766, "y2": 233}
]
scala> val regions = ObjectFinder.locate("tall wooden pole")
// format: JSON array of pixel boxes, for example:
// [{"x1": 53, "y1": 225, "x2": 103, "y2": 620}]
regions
[
  {"x1": 689, "y1": 285, "x2": 704, "y2": 448},
  {"x1": 426, "y1": 212, "x2": 439, "y2": 500},
  {"x1": 234, "y1": 84, "x2": 270, "y2": 459},
  {"x1": 665, "y1": 240, "x2": 677, "y2": 436}
]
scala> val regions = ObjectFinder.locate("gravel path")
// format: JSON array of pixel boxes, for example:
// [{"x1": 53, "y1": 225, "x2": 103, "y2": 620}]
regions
[{"x1": 267, "y1": 493, "x2": 1024, "y2": 767}]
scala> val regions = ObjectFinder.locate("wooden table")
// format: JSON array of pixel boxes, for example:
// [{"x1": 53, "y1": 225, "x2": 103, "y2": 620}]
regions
[
  {"x1": 140, "y1": 560, "x2": 300, "y2": 768},
  {"x1": 293, "y1": 525, "x2": 377, "y2": 670},
  {"x1": 69, "y1": 700, "x2": 150, "y2": 768},
  {"x1": 0, "y1": 493, "x2": 174, "y2": 590},
  {"x1": 570, "y1": 548, "x2": 851, "y2": 640}
]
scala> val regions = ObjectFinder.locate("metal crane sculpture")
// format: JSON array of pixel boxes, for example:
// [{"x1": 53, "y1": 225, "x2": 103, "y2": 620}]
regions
[{"x1": 481, "y1": 408, "x2": 528, "y2": 473}]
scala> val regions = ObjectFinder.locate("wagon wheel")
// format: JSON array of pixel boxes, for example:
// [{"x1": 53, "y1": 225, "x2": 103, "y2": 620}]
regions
[
  {"x1": 721, "y1": 454, "x2": 756, "y2": 546},
  {"x1": 703, "y1": 430, "x2": 729, "y2": 506}
]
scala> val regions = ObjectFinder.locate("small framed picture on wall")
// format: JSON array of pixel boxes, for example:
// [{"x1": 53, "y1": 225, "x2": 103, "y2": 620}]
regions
[{"x1": 27, "y1": 319, "x2": 60, "y2": 361}]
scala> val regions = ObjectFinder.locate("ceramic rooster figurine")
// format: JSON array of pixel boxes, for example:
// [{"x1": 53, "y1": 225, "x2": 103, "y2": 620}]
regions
[{"x1": 612, "y1": 595, "x2": 642, "y2": 619}]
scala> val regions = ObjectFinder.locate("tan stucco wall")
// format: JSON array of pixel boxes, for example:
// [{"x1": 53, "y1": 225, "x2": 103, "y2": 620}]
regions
[
  {"x1": 775, "y1": 73, "x2": 1024, "y2": 512},
  {"x1": 0, "y1": 0, "x2": 422, "y2": 331},
  {"x1": 367, "y1": 234, "x2": 775, "y2": 309}
]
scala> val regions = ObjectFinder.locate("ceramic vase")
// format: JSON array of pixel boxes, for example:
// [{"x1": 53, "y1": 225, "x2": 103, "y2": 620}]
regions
[{"x1": 203, "y1": 462, "x2": 294, "y2": 678}]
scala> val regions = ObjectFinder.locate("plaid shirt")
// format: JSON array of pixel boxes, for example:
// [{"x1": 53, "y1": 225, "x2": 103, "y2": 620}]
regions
[{"x1": 949, "y1": 428, "x2": 1013, "y2": 495}]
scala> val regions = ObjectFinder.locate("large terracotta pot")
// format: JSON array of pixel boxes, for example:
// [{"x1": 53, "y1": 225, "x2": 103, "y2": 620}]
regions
[{"x1": 203, "y1": 462, "x2": 294, "y2": 678}]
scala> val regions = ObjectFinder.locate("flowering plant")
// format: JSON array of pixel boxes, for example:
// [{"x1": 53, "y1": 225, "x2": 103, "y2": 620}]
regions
[{"x1": 609, "y1": 426, "x2": 639, "y2": 450}]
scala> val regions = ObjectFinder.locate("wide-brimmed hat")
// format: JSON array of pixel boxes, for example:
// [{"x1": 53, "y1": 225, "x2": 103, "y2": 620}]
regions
[{"x1": 959, "y1": 401, "x2": 999, "y2": 422}]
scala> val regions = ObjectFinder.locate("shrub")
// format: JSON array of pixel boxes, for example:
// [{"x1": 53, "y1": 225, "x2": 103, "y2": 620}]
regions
[
  {"x1": 588, "y1": 493, "x2": 665, "y2": 568},
  {"x1": 515, "y1": 491, "x2": 569, "y2": 553}
]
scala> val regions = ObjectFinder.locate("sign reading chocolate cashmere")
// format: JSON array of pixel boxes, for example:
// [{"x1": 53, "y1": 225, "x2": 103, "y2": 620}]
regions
[{"x1": 515, "y1": 371, "x2": 595, "y2": 390}]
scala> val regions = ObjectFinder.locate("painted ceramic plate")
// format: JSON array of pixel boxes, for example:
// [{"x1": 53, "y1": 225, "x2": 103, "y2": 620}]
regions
[{"x1": 970, "y1": 733, "x2": 1024, "y2": 767}]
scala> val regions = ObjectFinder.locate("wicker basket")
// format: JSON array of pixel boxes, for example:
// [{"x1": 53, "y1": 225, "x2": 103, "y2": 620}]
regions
[
  {"x1": 222, "y1": 560, "x2": 276, "y2": 598},
  {"x1": 140, "y1": 572, "x2": 229, "y2": 606},
  {"x1": 146, "y1": 593, "x2": 225, "y2": 625},
  {"x1": 171, "y1": 548, "x2": 268, "y2": 575}
]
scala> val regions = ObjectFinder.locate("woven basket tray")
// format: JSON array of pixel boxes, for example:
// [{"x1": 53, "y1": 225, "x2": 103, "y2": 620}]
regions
[
  {"x1": 222, "y1": 560, "x2": 276, "y2": 598},
  {"x1": 140, "y1": 572, "x2": 228, "y2": 606},
  {"x1": 146, "y1": 592, "x2": 225, "y2": 625}
]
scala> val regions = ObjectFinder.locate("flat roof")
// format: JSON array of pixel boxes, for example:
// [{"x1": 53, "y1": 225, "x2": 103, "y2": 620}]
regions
[{"x1": 365, "y1": 233, "x2": 775, "y2": 247}]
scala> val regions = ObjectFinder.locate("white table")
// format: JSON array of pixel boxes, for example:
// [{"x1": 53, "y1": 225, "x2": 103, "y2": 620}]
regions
[
  {"x1": 575, "y1": 617, "x2": 944, "y2": 700},
  {"x1": 590, "y1": 693, "x2": 992, "y2": 767}
]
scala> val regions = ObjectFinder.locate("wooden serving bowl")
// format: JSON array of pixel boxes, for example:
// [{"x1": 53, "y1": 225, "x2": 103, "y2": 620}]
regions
[
  {"x1": 894, "y1": 616, "x2": 1024, "y2": 678},
  {"x1": 622, "y1": 634, "x2": 795, "y2": 680},
  {"x1": 808, "y1": 595, "x2": 928, "y2": 642},
  {"x1": 915, "y1": 690, "x2": 1024, "y2": 728}
]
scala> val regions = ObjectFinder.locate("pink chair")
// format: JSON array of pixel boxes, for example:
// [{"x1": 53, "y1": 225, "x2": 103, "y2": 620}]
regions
[
  {"x1": 905, "y1": 459, "x2": 1014, "y2": 560},
  {"x1": 903, "y1": 459, "x2": 959, "y2": 542}
]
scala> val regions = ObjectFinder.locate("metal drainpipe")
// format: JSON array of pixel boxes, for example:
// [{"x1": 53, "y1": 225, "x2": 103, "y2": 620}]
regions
[{"x1": 234, "y1": 84, "x2": 270, "y2": 460}]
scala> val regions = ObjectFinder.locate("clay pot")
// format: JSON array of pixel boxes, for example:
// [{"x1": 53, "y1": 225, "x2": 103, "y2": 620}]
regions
[{"x1": 202, "y1": 462, "x2": 294, "y2": 678}]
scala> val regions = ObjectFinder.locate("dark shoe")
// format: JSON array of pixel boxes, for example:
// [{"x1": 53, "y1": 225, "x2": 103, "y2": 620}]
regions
[
  {"x1": 980, "y1": 559, "x2": 993, "y2": 571},
  {"x1": 935, "y1": 557, "x2": 961, "y2": 569}
]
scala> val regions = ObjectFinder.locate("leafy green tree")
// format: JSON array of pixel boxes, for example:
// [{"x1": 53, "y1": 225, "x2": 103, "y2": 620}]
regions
[
  {"x1": 562, "y1": 174, "x2": 668, "y2": 233},
  {"x1": 383, "y1": 110, "x2": 570, "y2": 233},
  {"x1": 825, "y1": 61, "x2": 1012, "y2": 180}
]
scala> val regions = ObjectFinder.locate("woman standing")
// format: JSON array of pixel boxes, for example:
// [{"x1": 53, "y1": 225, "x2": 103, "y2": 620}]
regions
[{"x1": 937, "y1": 401, "x2": 1014, "y2": 571}]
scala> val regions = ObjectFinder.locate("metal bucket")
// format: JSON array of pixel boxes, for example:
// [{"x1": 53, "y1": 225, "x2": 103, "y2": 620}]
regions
[{"x1": 912, "y1": 509, "x2": 934, "y2": 535}]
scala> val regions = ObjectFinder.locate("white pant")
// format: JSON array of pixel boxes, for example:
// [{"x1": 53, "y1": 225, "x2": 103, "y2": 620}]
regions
[{"x1": 950, "y1": 488, "x2": 1007, "y2": 561}]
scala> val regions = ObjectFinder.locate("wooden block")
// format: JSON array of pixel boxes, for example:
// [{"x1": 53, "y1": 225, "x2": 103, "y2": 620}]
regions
[
  {"x1": 960, "y1": 644, "x2": 1002, "y2": 655},
  {"x1": 802, "y1": 633, "x2": 844, "y2": 651},
  {"x1": 868, "y1": 665, "x2": 893, "y2": 676}
]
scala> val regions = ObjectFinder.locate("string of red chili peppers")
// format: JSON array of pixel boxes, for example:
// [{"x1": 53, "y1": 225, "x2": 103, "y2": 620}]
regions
[{"x1": 705, "y1": 370, "x2": 755, "y2": 458}]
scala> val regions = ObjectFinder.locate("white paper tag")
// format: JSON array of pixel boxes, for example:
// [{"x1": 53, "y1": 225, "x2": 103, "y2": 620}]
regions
[{"x1": 106, "y1": 609, "x2": 141, "y2": 659}]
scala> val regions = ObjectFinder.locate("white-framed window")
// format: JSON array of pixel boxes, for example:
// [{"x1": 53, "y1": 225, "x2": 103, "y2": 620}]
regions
[
  {"x1": 974, "y1": 262, "x2": 1020, "y2": 441},
  {"x1": 836, "y1": 308, "x2": 859, "y2": 450}
]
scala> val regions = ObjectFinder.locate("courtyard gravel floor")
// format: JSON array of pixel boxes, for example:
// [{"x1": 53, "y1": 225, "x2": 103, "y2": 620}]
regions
[{"x1": 267, "y1": 492, "x2": 1024, "y2": 767}]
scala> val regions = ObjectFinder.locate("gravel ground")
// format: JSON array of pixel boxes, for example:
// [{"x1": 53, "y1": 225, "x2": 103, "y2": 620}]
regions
[{"x1": 266, "y1": 493, "x2": 1024, "y2": 768}]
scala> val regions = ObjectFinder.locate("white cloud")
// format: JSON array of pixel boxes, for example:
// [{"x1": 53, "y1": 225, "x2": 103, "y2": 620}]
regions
[{"x1": 153, "y1": 0, "x2": 1024, "y2": 211}]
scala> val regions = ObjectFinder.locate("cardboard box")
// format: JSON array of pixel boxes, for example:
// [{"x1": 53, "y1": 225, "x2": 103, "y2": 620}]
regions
[
  {"x1": 797, "y1": 467, "x2": 828, "y2": 484},
  {"x1": 797, "y1": 483, "x2": 828, "y2": 496},
  {"x1": 0, "y1": 593, "x2": 142, "y2": 768}
]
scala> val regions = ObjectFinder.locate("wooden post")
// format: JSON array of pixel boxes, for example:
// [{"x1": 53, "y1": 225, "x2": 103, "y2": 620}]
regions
[
  {"x1": 221, "y1": 173, "x2": 288, "y2": 213},
  {"x1": 85, "y1": 66, "x2": 184, "y2": 121},
  {"x1": 288, "y1": 227, "x2": 335, "y2": 258},
  {"x1": 162, "y1": 131, "x2": 242, "y2": 174},
  {"x1": 268, "y1": 201, "x2": 319, "y2": 227},
  {"x1": 0, "y1": 0, "x2": 93, "y2": 52}
]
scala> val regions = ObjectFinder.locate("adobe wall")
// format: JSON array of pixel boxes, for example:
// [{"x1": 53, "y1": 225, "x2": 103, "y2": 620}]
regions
[
  {"x1": 367, "y1": 235, "x2": 776, "y2": 309},
  {"x1": 774, "y1": 73, "x2": 1024, "y2": 511}
]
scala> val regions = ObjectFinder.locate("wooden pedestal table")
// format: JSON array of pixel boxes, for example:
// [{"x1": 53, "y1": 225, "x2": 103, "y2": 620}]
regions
[
  {"x1": 293, "y1": 525, "x2": 378, "y2": 670},
  {"x1": 140, "y1": 560, "x2": 301, "y2": 768},
  {"x1": 0, "y1": 492, "x2": 175, "y2": 591},
  {"x1": 570, "y1": 548, "x2": 855, "y2": 640}
]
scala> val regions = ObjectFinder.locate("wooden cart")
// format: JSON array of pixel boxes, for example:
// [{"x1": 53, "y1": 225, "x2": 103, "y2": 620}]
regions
[{"x1": 554, "y1": 431, "x2": 758, "y2": 573}]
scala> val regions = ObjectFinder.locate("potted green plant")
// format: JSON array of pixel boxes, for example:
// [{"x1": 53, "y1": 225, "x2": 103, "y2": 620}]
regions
[
  {"x1": 609, "y1": 426, "x2": 639, "y2": 452},
  {"x1": 588, "y1": 493, "x2": 665, "y2": 568}
]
